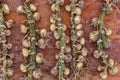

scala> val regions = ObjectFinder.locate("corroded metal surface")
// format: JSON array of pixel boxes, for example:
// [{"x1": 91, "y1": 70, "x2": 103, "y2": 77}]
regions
[{"x1": 1, "y1": 0, "x2": 120, "y2": 80}]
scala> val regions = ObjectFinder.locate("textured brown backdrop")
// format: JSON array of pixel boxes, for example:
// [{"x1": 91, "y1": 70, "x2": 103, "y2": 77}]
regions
[{"x1": 2, "y1": 0, "x2": 120, "y2": 80}]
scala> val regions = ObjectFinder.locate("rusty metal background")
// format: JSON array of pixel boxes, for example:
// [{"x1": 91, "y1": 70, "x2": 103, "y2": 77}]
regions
[{"x1": 1, "y1": 0, "x2": 120, "y2": 80}]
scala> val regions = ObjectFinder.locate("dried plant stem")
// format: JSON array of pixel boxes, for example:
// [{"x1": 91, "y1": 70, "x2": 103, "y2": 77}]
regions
[
  {"x1": 92, "y1": 0, "x2": 119, "y2": 79},
  {"x1": 56, "y1": 3, "x2": 66, "y2": 80},
  {"x1": 97, "y1": 11, "x2": 107, "y2": 51},
  {"x1": 70, "y1": 2, "x2": 78, "y2": 72},
  {"x1": 97, "y1": 0, "x2": 117, "y2": 57},
  {"x1": 65, "y1": 0, "x2": 88, "y2": 79},
  {"x1": 0, "y1": 4, "x2": 8, "y2": 80},
  {"x1": 49, "y1": 0, "x2": 68, "y2": 79},
  {"x1": 23, "y1": 2, "x2": 36, "y2": 80}
]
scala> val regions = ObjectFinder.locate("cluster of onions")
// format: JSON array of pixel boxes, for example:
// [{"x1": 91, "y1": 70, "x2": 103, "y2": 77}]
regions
[
  {"x1": 17, "y1": 1, "x2": 44, "y2": 80},
  {"x1": 36, "y1": 28, "x2": 47, "y2": 50},
  {"x1": 89, "y1": 0, "x2": 119, "y2": 79},
  {"x1": 49, "y1": 0, "x2": 72, "y2": 80},
  {"x1": 0, "y1": 0, "x2": 118, "y2": 80},
  {"x1": 65, "y1": 0, "x2": 88, "y2": 79},
  {"x1": 0, "y1": 2, "x2": 14, "y2": 80}
]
